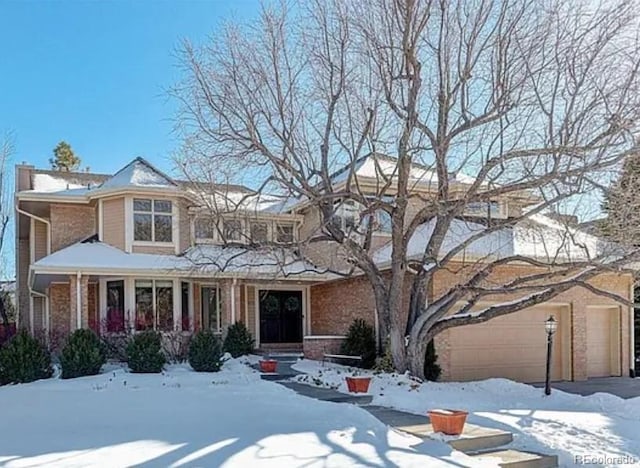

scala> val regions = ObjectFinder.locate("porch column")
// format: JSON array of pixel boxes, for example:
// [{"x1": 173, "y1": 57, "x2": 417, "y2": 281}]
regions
[
  {"x1": 571, "y1": 299, "x2": 588, "y2": 381},
  {"x1": 69, "y1": 274, "x2": 89, "y2": 330}
]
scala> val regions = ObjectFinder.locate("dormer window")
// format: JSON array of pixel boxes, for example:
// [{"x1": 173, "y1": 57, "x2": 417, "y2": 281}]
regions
[
  {"x1": 332, "y1": 200, "x2": 359, "y2": 231},
  {"x1": 195, "y1": 216, "x2": 216, "y2": 240},
  {"x1": 223, "y1": 219, "x2": 243, "y2": 242},
  {"x1": 133, "y1": 198, "x2": 173, "y2": 242},
  {"x1": 251, "y1": 222, "x2": 269, "y2": 244},
  {"x1": 464, "y1": 200, "x2": 505, "y2": 219},
  {"x1": 276, "y1": 223, "x2": 294, "y2": 243}
]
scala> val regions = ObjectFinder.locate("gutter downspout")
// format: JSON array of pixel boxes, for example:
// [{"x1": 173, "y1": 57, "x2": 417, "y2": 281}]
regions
[{"x1": 16, "y1": 204, "x2": 51, "y2": 255}]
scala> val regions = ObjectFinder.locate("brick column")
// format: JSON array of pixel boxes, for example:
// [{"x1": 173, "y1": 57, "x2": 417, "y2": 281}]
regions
[
  {"x1": 571, "y1": 300, "x2": 588, "y2": 381},
  {"x1": 69, "y1": 274, "x2": 90, "y2": 330}
]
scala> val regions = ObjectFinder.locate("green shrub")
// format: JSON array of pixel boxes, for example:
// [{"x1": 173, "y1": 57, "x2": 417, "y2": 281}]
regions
[
  {"x1": 60, "y1": 329, "x2": 106, "y2": 379},
  {"x1": 340, "y1": 319, "x2": 376, "y2": 369},
  {"x1": 223, "y1": 322, "x2": 254, "y2": 358},
  {"x1": 424, "y1": 339, "x2": 442, "y2": 381},
  {"x1": 126, "y1": 331, "x2": 165, "y2": 373},
  {"x1": 374, "y1": 339, "x2": 395, "y2": 373},
  {"x1": 188, "y1": 330, "x2": 223, "y2": 372},
  {"x1": 0, "y1": 329, "x2": 52, "y2": 385}
]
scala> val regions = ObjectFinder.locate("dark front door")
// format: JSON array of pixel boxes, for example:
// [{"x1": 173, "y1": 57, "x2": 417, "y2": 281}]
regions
[{"x1": 259, "y1": 290, "x2": 303, "y2": 344}]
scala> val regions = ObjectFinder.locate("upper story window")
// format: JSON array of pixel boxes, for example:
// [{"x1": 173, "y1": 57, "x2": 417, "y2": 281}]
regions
[
  {"x1": 134, "y1": 198, "x2": 173, "y2": 242},
  {"x1": 464, "y1": 200, "x2": 505, "y2": 219},
  {"x1": 276, "y1": 223, "x2": 294, "y2": 243},
  {"x1": 332, "y1": 200, "x2": 359, "y2": 231},
  {"x1": 374, "y1": 210, "x2": 392, "y2": 234},
  {"x1": 251, "y1": 222, "x2": 269, "y2": 244},
  {"x1": 195, "y1": 216, "x2": 216, "y2": 240},
  {"x1": 223, "y1": 219, "x2": 243, "y2": 242}
]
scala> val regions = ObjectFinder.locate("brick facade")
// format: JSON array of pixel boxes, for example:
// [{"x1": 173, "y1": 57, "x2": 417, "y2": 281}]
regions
[{"x1": 303, "y1": 336, "x2": 345, "y2": 360}]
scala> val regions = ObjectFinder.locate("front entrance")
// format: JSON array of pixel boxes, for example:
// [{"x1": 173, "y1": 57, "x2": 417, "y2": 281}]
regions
[{"x1": 259, "y1": 290, "x2": 303, "y2": 344}]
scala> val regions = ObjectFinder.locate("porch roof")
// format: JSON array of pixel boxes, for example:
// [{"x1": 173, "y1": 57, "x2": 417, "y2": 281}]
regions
[{"x1": 31, "y1": 241, "x2": 328, "y2": 290}]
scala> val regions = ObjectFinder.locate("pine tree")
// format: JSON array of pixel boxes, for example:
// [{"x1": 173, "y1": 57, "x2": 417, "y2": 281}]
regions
[
  {"x1": 601, "y1": 154, "x2": 640, "y2": 246},
  {"x1": 50, "y1": 141, "x2": 81, "y2": 172}
]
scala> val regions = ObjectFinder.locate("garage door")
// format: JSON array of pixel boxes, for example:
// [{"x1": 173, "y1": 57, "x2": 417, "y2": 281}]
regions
[
  {"x1": 586, "y1": 306, "x2": 619, "y2": 378},
  {"x1": 447, "y1": 305, "x2": 566, "y2": 382}
]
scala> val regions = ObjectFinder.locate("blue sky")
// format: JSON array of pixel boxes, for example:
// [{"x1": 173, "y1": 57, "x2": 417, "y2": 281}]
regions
[
  {"x1": 0, "y1": 0, "x2": 261, "y2": 174},
  {"x1": 0, "y1": 0, "x2": 262, "y2": 278}
]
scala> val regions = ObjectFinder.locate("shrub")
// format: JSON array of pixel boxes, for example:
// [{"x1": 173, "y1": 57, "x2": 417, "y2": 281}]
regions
[
  {"x1": 374, "y1": 339, "x2": 395, "y2": 373},
  {"x1": 223, "y1": 322, "x2": 254, "y2": 358},
  {"x1": 0, "y1": 329, "x2": 52, "y2": 385},
  {"x1": 60, "y1": 329, "x2": 106, "y2": 379},
  {"x1": 340, "y1": 319, "x2": 376, "y2": 369},
  {"x1": 188, "y1": 330, "x2": 223, "y2": 372},
  {"x1": 423, "y1": 340, "x2": 442, "y2": 381},
  {"x1": 126, "y1": 331, "x2": 166, "y2": 373},
  {"x1": 162, "y1": 331, "x2": 191, "y2": 363}
]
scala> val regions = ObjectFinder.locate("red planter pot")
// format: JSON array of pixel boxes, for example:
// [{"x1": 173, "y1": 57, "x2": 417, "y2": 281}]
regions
[
  {"x1": 345, "y1": 376, "x2": 372, "y2": 393},
  {"x1": 427, "y1": 409, "x2": 468, "y2": 435},
  {"x1": 259, "y1": 359, "x2": 278, "y2": 373}
]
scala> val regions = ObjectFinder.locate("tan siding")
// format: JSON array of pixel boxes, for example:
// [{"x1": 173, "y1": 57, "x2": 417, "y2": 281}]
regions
[
  {"x1": 33, "y1": 221, "x2": 48, "y2": 260},
  {"x1": 102, "y1": 197, "x2": 125, "y2": 250},
  {"x1": 50, "y1": 203, "x2": 96, "y2": 252},
  {"x1": 132, "y1": 245, "x2": 175, "y2": 255},
  {"x1": 17, "y1": 239, "x2": 30, "y2": 330},
  {"x1": 178, "y1": 199, "x2": 191, "y2": 252},
  {"x1": 246, "y1": 286, "x2": 256, "y2": 339}
]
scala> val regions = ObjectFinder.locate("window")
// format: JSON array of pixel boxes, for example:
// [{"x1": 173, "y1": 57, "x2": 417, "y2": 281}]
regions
[
  {"x1": 276, "y1": 223, "x2": 294, "y2": 243},
  {"x1": 201, "y1": 286, "x2": 221, "y2": 332},
  {"x1": 135, "y1": 279, "x2": 174, "y2": 331},
  {"x1": 375, "y1": 210, "x2": 392, "y2": 233},
  {"x1": 133, "y1": 198, "x2": 173, "y2": 242},
  {"x1": 465, "y1": 200, "x2": 504, "y2": 218},
  {"x1": 195, "y1": 216, "x2": 215, "y2": 240},
  {"x1": 106, "y1": 280, "x2": 125, "y2": 332},
  {"x1": 332, "y1": 200, "x2": 359, "y2": 231},
  {"x1": 181, "y1": 282, "x2": 190, "y2": 331},
  {"x1": 251, "y1": 222, "x2": 269, "y2": 244},
  {"x1": 223, "y1": 219, "x2": 243, "y2": 242}
]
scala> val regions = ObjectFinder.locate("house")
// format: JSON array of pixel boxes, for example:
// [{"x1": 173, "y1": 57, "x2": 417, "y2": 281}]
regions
[{"x1": 15, "y1": 156, "x2": 636, "y2": 382}]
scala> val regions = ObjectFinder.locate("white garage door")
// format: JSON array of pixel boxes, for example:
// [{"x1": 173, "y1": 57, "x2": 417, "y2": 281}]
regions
[
  {"x1": 586, "y1": 306, "x2": 620, "y2": 378},
  {"x1": 447, "y1": 305, "x2": 566, "y2": 382}
]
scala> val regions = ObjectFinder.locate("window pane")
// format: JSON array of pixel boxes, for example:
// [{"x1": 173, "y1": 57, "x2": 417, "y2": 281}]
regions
[
  {"x1": 201, "y1": 287, "x2": 219, "y2": 331},
  {"x1": 224, "y1": 220, "x2": 242, "y2": 241},
  {"x1": 135, "y1": 281, "x2": 153, "y2": 331},
  {"x1": 156, "y1": 281, "x2": 173, "y2": 331},
  {"x1": 277, "y1": 224, "x2": 294, "y2": 243},
  {"x1": 133, "y1": 199, "x2": 152, "y2": 212},
  {"x1": 181, "y1": 282, "x2": 190, "y2": 331},
  {"x1": 251, "y1": 222, "x2": 268, "y2": 244},
  {"x1": 134, "y1": 213, "x2": 152, "y2": 241},
  {"x1": 195, "y1": 217, "x2": 215, "y2": 239},
  {"x1": 106, "y1": 280, "x2": 125, "y2": 332},
  {"x1": 154, "y1": 214, "x2": 173, "y2": 242},
  {"x1": 154, "y1": 200, "x2": 172, "y2": 213},
  {"x1": 376, "y1": 210, "x2": 392, "y2": 233}
]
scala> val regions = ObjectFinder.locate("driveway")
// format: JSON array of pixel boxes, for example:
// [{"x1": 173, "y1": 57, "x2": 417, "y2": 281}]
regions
[{"x1": 536, "y1": 377, "x2": 640, "y2": 399}]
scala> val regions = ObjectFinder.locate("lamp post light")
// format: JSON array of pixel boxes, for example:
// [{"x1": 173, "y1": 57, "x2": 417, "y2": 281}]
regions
[{"x1": 544, "y1": 315, "x2": 558, "y2": 396}]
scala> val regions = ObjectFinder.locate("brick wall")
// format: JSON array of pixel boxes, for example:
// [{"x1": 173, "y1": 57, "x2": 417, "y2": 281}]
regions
[
  {"x1": 50, "y1": 203, "x2": 96, "y2": 252},
  {"x1": 303, "y1": 336, "x2": 345, "y2": 360},
  {"x1": 50, "y1": 283, "x2": 70, "y2": 340}
]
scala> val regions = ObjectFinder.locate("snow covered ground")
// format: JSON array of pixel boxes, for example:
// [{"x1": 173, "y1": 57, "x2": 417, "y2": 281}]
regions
[
  {"x1": 0, "y1": 357, "x2": 483, "y2": 467},
  {"x1": 292, "y1": 360, "x2": 640, "y2": 467}
]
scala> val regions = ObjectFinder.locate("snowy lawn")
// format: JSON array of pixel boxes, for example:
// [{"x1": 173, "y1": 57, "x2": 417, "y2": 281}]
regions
[
  {"x1": 0, "y1": 357, "x2": 484, "y2": 467},
  {"x1": 292, "y1": 360, "x2": 640, "y2": 467}
]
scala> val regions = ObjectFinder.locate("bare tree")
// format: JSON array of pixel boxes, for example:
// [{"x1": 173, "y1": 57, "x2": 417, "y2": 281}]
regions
[
  {"x1": 0, "y1": 133, "x2": 14, "y2": 339},
  {"x1": 172, "y1": 0, "x2": 640, "y2": 377}
]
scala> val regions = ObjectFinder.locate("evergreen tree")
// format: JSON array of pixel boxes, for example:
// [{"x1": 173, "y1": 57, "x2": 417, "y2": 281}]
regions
[{"x1": 50, "y1": 141, "x2": 81, "y2": 172}]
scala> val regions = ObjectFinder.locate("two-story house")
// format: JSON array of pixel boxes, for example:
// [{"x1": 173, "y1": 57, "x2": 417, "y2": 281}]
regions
[{"x1": 15, "y1": 155, "x2": 635, "y2": 382}]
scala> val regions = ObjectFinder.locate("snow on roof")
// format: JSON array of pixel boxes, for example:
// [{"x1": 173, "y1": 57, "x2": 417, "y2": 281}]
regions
[
  {"x1": 98, "y1": 157, "x2": 178, "y2": 190},
  {"x1": 372, "y1": 214, "x2": 602, "y2": 266},
  {"x1": 31, "y1": 241, "x2": 323, "y2": 278},
  {"x1": 31, "y1": 173, "x2": 107, "y2": 193}
]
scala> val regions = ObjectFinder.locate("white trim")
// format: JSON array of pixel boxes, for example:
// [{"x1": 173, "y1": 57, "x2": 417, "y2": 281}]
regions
[
  {"x1": 124, "y1": 196, "x2": 133, "y2": 253},
  {"x1": 29, "y1": 218, "x2": 35, "y2": 264},
  {"x1": 29, "y1": 295, "x2": 34, "y2": 335},
  {"x1": 244, "y1": 284, "x2": 249, "y2": 325},
  {"x1": 98, "y1": 199, "x2": 104, "y2": 241},
  {"x1": 231, "y1": 278, "x2": 237, "y2": 324}
]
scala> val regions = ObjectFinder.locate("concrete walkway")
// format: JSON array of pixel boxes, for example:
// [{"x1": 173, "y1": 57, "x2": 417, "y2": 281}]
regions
[{"x1": 534, "y1": 377, "x2": 640, "y2": 399}]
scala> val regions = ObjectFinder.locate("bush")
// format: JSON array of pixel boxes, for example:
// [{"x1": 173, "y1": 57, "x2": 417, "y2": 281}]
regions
[
  {"x1": 60, "y1": 329, "x2": 106, "y2": 379},
  {"x1": 374, "y1": 339, "x2": 395, "y2": 373},
  {"x1": 340, "y1": 319, "x2": 376, "y2": 369},
  {"x1": 0, "y1": 329, "x2": 52, "y2": 385},
  {"x1": 188, "y1": 330, "x2": 223, "y2": 372},
  {"x1": 126, "y1": 331, "x2": 166, "y2": 373},
  {"x1": 162, "y1": 331, "x2": 191, "y2": 363},
  {"x1": 223, "y1": 322, "x2": 254, "y2": 358},
  {"x1": 424, "y1": 340, "x2": 442, "y2": 381}
]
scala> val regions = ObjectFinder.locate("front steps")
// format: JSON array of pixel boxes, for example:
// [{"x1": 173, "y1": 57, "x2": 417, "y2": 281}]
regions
[{"x1": 468, "y1": 449, "x2": 559, "y2": 468}]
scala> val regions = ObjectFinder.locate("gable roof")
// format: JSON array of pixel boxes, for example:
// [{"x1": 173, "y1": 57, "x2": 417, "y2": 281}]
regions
[{"x1": 98, "y1": 157, "x2": 178, "y2": 190}]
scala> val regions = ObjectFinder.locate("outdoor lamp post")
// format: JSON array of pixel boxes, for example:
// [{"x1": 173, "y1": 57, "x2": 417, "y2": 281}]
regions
[{"x1": 544, "y1": 315, "x2": 558, "y2": 396}]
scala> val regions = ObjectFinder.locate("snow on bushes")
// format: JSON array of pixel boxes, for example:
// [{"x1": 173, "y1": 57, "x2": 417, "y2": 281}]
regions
[
  {"x1": 126, "y1": 331, "x2": 166, "y2": 373},
  {"x1": 189, "y1": 330, "x2": 223, "y2": 372},
  {"x1": 0, "y1": 329, "x2": 52, "y2": 385},
  {"x1": 60, "y1": 329, "x2": 106, "y2": 379},
  {"x1": 223, "y1": 322, "x2": 254, "y2": 358}
]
